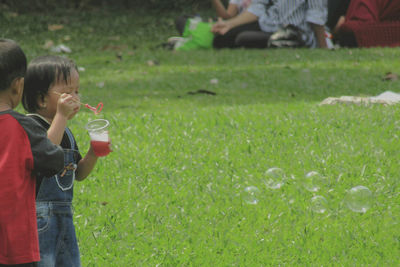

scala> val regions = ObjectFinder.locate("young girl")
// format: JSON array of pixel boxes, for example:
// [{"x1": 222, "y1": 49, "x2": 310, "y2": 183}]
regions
[{"x1": 22, "y1": 55, "x2": 104, "y2": 267}]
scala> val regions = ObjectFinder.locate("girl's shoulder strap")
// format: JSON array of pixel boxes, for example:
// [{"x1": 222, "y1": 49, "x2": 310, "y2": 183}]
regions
[{"x1": 64, "y1": 127, "x2": 76, "y2": 149}]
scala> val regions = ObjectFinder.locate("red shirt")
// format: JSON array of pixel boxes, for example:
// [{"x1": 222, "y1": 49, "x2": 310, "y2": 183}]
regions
[
  {"x1": 340, "y1": 0, "x2": 400, "y2": 47},
  {"x1": 345, "y1": 0, "x2": 400, "y2": 22},
  {"x1": 0, "y1": 110, "x2": 64, "y2": 264}
]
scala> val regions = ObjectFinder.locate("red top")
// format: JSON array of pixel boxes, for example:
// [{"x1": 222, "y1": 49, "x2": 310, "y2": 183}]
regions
[
  {"x1": 341, "y1": 0, "x2": 400, "y2": 47},
  {"x1": 345, "y1": 0, "x2": 400, "y2": 22},
  {"x1": 0, "y1": 111, "x2": 64, "y2": 264}
]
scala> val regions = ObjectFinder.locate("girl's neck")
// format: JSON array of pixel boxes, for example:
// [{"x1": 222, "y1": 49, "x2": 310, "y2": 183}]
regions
[
  {"x1": 35, "y1": 110, "x2": 54, "y2": 123},
  {"x1": 28, "y1": 113, "x2": 52, "y2": 125}
]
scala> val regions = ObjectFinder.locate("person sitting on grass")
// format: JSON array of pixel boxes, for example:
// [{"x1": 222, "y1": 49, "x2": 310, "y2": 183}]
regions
[
  {"x1": 333, "y1": 0, "x2": 400, "y2": 47},
  {"x1": 170, "y1": 0, "x2": 252, "y2": 51},
  {"x1": 211, "y1": 0, "x2": 328, "y2": 49},
  {"x1": 0, "y1": 39, "x2": 64, "y2": 267},
  {"x1": 22, "y1": 55, "x2": 110, "y2": 267}
]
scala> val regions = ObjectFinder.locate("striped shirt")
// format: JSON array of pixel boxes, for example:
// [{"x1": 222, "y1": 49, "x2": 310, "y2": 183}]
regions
[{"x1": 247, "y1": 0, "x2": 327, "y2": 47}]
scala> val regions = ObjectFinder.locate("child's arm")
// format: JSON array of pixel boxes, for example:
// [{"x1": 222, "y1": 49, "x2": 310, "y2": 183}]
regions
[
  {"x1": 212, "y1": 0, "x2": 239, "y2": 19},
  {"x1": 17, "y1": 114, "x2": 65, "y2": 176},
  {"x1": 211, "y1": 11, "x2": 258, "y2": 35},
  {"x1": 47, "y1": 93, "x2": 80, "y2": 145},
  {"x1": 75, "y1": 146, "x2": 98, "y2": 181}
]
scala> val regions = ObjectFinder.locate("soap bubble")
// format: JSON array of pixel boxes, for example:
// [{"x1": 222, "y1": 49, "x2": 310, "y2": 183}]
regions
[
  {"x1": 345, "y1": 185, "x2": 373, "y2": 213},
  {"x1": 310, "y1": 195, "x2": 328, "y2": 214},
  {"x1": 303, "y1": 171, "x2": 326, "y2": 192},
  {"x1": 243, "y1": 186, "x2": 260, "y2": 205},
  {"x1": 264, "y1": 167, "x2": 285, "y2": 189}
]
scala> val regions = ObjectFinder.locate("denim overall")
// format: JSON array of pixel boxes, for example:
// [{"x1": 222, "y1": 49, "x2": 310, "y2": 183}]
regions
[{"x1": 36, "y1": 128, "x2": 81, "y2": 267}]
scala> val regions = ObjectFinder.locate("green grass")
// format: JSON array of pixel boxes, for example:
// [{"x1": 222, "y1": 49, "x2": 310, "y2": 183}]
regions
[{"x1": 2, "y1": 8, "x2": 400, "y2": 266}]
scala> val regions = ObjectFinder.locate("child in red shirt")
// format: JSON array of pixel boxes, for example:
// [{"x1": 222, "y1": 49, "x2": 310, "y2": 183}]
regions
[{"x1": 0, "y1": 39, "x2": 64, "y2": 266}]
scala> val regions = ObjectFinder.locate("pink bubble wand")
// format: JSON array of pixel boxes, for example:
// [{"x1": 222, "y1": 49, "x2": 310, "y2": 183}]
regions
[{"x1": 52, "y1": 92, "x2": 103, "y2": 115}]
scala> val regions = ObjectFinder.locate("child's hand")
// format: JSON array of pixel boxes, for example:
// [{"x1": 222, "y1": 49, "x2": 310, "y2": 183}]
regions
[
  {"x1": 89, "y1": 138, "x2": 112, "y2": 157},
  {"x1": 57, "y1": 93, "x2": 80, "y2": 119},
  {"x1": 211, "y1": 18, "x2": 231, "y2": 35}
]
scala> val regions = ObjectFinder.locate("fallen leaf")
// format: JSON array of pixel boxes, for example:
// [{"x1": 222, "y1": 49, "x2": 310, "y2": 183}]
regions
[
  {"x1": 96, "y1": 82, "x2": 105, "y2": 88},
  {"x1": 50, "y1": 44, "x2": 71, "y2": 53},
  {"x1": 210, "y1": 78, "x2": 218, "y2": 84},
  {"x1": 100, "y1": 45, "x2": 128, "y2": 51},
  {"x1": 116, "y1": 52, "x2": 123, "y2": 61},
  {"x1": 48, "y1": 24, "x2": 64, "y2": 31},
  {"x1": 108, "y1": 36, "x2": 120, "y2": 41},
  {"x1": 383, "y1": 72, "x2": 398, "y2": 81},
  {"x1": 187, "y1": 89, "x2": 216, "y2": 95},
  {"x1": 7, "y1": 12, "x2": 18, "y2": 18},
  {"x1": 147, "y1": 60, "x2": 160, "y2": 66},
  {"x1": 42, "y1": 40, "x2": 54, "y2": 49}
]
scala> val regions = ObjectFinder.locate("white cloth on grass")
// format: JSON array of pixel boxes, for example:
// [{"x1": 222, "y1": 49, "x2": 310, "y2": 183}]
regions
[{"x1": 320, "y1": 91, "x2": 400, "y2": 106}]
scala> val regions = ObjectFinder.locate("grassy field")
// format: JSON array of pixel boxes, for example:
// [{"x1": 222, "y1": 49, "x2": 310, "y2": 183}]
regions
[{"x1": 2, "y1": 8, "x2": 400, "y2": 266}]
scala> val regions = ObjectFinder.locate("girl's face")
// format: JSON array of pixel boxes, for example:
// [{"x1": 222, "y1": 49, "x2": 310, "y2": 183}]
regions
[{"x1": 39, "y1": 69, "x2": 80, "y2": 122}]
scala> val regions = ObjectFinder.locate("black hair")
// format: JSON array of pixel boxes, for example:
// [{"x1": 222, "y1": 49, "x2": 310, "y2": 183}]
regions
[
  {"x1": 0, "y1": 39, "x2": 27, "y2": 91},
  {"x1": 22, "y1": 55, "x2": 78, "y2": 113}
]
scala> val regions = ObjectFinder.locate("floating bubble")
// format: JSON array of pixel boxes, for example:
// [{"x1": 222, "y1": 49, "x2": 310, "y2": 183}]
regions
[
  {"x1": 243, "y1": 186, "x2": 260, "y2": 205},
  {"x1": 264, "y1": 167, "x2": 285, "y2": 189},
  {"x1": 303, "y1": 171, "x2": 326, "y2": 192},
  {"x1": 310, "y1": 195, "x2": 328, "y2": 214},
  {"x1": 345, "y1": 185, "x2": 373, "y2": 213}
]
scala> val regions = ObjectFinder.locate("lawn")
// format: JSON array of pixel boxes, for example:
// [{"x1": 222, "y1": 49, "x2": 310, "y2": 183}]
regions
[{"x1": 2, "y1": 8, "x2": 400, "y2": 266}]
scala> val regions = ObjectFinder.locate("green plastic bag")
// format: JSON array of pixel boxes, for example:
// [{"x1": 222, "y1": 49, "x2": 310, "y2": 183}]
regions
[{"x1": 175, "y1": 17, "x2": 214, "y2": 51}]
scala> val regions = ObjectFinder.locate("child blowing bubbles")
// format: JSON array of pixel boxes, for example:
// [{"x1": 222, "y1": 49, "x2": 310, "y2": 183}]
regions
[{"x1": 22, "y1": 55, "x2": 108, "y2": 267}]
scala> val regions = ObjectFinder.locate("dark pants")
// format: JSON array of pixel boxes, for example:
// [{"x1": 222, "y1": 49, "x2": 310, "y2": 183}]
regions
[
  {"x1": 337, "y1": 29, "x2": 358, "y2": 47},
  {"x1": 327, "y1": 0, "x2": 351, "y2": 30},
  {"x1": 213, "y1": 22, "x2": 273, "y2": 49}
]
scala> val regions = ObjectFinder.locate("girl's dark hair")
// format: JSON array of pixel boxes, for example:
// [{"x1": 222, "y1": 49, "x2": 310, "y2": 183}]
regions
[
  {"x1": 22, "y1": 55, "x2": 78, "y2": 113},
  {"x1": 0, "y1": 39, "x2": 27, "y2": 91}
]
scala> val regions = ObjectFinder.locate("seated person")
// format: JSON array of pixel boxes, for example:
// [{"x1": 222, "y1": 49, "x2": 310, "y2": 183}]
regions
[
  {"x1": 211, "y1": 0, "x2": 328, "y2": 49},
  {"x1": 334, "y1": 0, "x2": 400, "y2": 47},
  {"x1": 170, "y1": 1, "x2": 252, "y2": 51}
]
